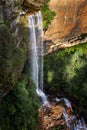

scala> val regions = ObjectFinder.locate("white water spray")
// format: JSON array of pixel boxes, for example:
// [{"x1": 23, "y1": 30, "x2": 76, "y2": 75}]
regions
[{"x1": 28, "y1": 11, "x2": 49, "y2": 106}]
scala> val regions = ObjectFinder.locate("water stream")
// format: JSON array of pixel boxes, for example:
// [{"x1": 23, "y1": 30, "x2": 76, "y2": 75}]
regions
[
  {"x1": 28, "y1": 11, "x2": 49, "y2": 106},
  {"x1": 54, "y1": 98, "x2": 87, "y2": 130},
  {"x1": 28, "y1": 11, "x2": 87, "y2": 129}
]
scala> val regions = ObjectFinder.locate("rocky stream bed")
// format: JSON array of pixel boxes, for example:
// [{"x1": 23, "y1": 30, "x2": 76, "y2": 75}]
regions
[{"x1": 38, "y1": 98, "x2": 87, "y2": 130}]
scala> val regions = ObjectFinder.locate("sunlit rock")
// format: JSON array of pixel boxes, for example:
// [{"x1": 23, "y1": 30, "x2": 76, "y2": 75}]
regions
[{"x1": 45, "y1": 0, "x2": 87, "y2": 43}]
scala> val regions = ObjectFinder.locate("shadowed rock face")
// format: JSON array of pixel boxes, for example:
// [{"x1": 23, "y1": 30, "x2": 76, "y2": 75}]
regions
[
  {"x1": 0, "y1": 0, "x2": 45, "y2": 98},
  {"x1": 19, "y1": 0, "x2": 45, "y2": 13},
  {"x1": 45, "y1": 0, "x2": 87, "y2": 43}
]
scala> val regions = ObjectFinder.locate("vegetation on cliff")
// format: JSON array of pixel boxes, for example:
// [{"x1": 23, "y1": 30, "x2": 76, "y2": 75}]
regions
[
  {"x1": 41, "y1": 0, "x2": 56, "y2": 31},
  {"x1": 0, "y1": 18, "x2": 29, "y2": 97},
  {"x1": 44, "y1": 43, "x2": 87, "y2": 120},
  {"x1": 0, "y1": 0, "x2": 87, "y2": 129},
  {"x1": 0, "y1": 63, "x2": 40, "y2": 130}
]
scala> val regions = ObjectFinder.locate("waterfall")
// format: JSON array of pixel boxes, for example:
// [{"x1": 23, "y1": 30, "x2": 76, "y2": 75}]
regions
[
  {"x1": 28, "y1": 11, "x2": 49, "y2": 106},
  {"x1": 28, "y1": 11, "x2": 87, "y2": 129},
  {"x1": 54, "y1": 98, "x2": 87, "y2": 130}
]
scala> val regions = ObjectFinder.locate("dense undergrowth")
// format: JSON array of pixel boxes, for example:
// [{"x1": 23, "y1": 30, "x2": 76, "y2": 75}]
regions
[
  {"x1": 0, "y1": 18, "x2": 29, "y2": 96},
  {"x1": 44, "y1": 43, "x2": 87, "y2": 120},
  {"x1": 0, "y1": 63, "x2": 40, "y2": 130}
]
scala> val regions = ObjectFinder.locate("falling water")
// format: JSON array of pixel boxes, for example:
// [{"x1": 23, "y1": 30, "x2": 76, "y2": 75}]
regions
[
  {"x1": 28, "y1": 11, "x2": 49, "y2": 106},
  {"x1": 54, "y1": 98, "x2": 87, "y2": 130},
  {"x1": 28, "y1": 11, "x2": 86, "y2": 129}
]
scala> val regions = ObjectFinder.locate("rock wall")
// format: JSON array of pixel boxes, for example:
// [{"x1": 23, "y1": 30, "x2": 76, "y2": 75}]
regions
[
  {"x1": 45, "y1": 0, "x2": 87, "y2": 43},
  {"x1": 0, "y1": 0, "x2": 45, "y2": 98}
]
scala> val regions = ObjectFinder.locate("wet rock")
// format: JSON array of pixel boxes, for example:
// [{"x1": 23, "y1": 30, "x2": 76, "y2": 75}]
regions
[
  {"x1": 38, "y1": 98, "x2": 87, "y2": 130},
  {"x1": 39, "y1": 103, "x2": 66, "y2": 130}
]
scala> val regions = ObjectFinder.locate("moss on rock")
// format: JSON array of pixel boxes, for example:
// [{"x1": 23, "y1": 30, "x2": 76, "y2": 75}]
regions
[{"x1": 41, "y1": 0, "x2": 56, "y2": 31}]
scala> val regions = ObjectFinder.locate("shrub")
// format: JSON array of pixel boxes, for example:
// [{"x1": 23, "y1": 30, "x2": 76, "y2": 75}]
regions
[
  {"x1": 41, "y1": 0, "x2": 56, "y2": 31},
  {"x1": 44, "y1": 43, "x2": 87, "y2": 120},
  {"x1": 0, "y1": 63, "x2": 40, "y2": 130}
]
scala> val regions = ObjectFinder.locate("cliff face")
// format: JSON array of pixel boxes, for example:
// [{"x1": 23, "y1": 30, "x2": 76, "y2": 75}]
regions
[
  {"x1": 0, "y1": 0, "x2": 45, "y2": 98},
  {"x1": 0, "y1": 0, "x2": 87, "y2": 97},
  {"x1": 45, "y1": 0, "x2": 87, "y2": 43}
]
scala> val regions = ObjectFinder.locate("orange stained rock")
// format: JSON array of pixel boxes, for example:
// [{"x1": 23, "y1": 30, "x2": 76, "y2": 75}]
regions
[
  {"x1": 45, "y1": 0, "x2": 87, "y2": 43},
  {"x1": 39, "y1": 104, "x2": 65, "y2": 130}
]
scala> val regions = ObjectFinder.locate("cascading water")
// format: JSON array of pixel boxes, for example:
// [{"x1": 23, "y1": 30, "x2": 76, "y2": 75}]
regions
[
  {"x1": 28, "y1": 11, "x2": 87, "y2": 130},
  {"x1": 54, "y1": 98, "x2": 87, "y2": 130},
  {"x1": 28, "y1": 11, "x2": 49, "y2": 106}
]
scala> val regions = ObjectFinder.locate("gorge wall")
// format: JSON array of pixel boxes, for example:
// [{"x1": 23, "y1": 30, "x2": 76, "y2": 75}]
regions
[
  {"x1": 0, "y1": 0, "x2": 87, "y2": 98},
  {"x1": 0, "y1": 0, "x2": 46, "y2": 98},
  {"x1": 0, "y1": 1, "x2": 87, "y2": 129},
  {"x1": 0, "y1": 1, "x2": 43, "y2": 130},
  {"x1": 44, "y1": 0, "x2": 87, "y2": 44}
]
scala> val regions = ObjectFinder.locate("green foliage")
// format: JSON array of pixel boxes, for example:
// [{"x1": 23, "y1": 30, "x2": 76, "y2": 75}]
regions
[
  {"x1": 44, "y1": 43, "x2": 87, "y2": 120},
  {"x1": 13, "y1": 0, "x2": 20, "y2": 8},
  {"x1": 0, "y1": 19, "x2": 4, "y2": 24},
  {"x1": 0, "y1": 63, "x2": 40, "y2": 130},
  {"x1": 0, "y1": 21, "x2": 16, "y2": 94},
  {"x1": 41, "y1": 0, "x2": 56, "y2": 31},
  {"x1": 0, "y1": 19, "x2": 29, "y2": 96}
]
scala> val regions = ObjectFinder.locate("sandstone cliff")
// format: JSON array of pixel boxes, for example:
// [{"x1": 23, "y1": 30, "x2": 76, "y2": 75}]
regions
[
  {"x1": 45, "y1": 0, "x2": 87, "y2": 43},
  {"x1": 0, "y1": 0, "x2": 87, "y2": 98}
]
